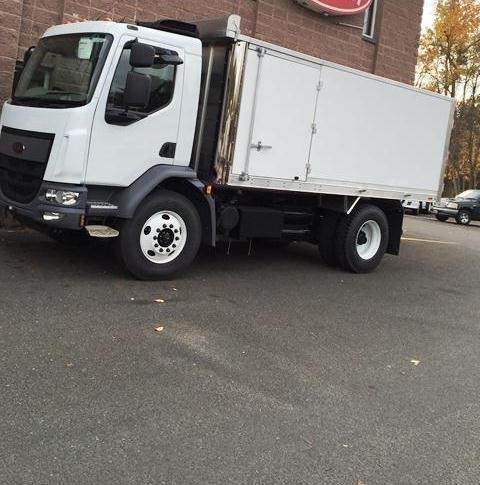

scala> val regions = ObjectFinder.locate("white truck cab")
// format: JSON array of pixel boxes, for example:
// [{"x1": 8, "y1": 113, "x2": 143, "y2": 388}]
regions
[
  {"x1": 1, "y1": 20, "x2": 201, "y2": 212},
  {"x1": 0, "y1": 16, "x2": 454, "y2": 279}
]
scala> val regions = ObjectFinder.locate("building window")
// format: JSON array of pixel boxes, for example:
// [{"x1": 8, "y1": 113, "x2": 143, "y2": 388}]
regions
[{"x1": 363, "y1": 0, "x2": 378, "y2": 40}]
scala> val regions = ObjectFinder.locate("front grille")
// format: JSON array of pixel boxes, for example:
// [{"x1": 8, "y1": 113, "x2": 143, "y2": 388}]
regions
[
  {"x1": 0, "y1": 154, "x2": 47, "y2": 204},
  {"x1": 0, "y1": 127, "x2": 54, "y2": 204}
]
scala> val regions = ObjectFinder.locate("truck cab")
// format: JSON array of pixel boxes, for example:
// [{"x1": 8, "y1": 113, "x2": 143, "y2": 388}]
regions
[{"x1": 0, "y1": 20, "x2": 202, "y2": 229}]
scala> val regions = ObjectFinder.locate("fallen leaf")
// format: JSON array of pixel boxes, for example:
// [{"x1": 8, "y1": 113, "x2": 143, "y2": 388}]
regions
[
  {"x1": 357, "y1": 480, "x2": 366, "y2": 485},
  {"x1": 172, "y1": 288, "x2": 178, "y2": 291},
  {"x1": 342, "y1": 444, "x2": 349, "y2": 448},
  {"x1": 410, "y1": 359, "x2": 421, "y2": 366},
  {"x1": 155, "y1": 326, "x2": 164, "y2": 333},
  {"x1": 154, "y1": 299, "x2": 165, "y2": 303},
  {"x1": 64, "y1": 362, "x2": 74, "y2": 368}
]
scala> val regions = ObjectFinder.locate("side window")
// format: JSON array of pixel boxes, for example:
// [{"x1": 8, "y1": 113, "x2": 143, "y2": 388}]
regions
[{"x1": 107, "y1": 44, "x2": 176, "y2": 114}]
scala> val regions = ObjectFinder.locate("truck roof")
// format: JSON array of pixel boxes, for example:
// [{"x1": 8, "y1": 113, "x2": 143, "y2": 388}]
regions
[{"x1": 42, "y1": 20, "x2": 202, "y2": 55}]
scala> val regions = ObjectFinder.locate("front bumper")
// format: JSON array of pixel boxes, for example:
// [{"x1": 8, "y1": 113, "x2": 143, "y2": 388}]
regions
[
  {"x1": 431, "y1": 207, "x2": 459, "y2": 217},
  {"x1": 0, "y1": 181, "x2": 87, "y2": 230}
]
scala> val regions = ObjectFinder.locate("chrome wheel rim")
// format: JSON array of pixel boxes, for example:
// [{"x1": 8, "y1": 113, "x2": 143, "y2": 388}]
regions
[
  {"x1": 140, "y1": 211, "x2": 187, "y2": 264},
  {"x1": 356, "y1": 220, "x2": 381, "y2": 260},
  {"x1": 460, "y1": 213, "x2": 469, "y2": 224}
]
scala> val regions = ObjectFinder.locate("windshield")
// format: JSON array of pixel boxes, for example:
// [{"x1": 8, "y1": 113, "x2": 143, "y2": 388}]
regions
[
  {"x1": 12, "y1": 33, "x2": 112, "y2": 108},
  {"x1": 455, "y1": 190, "x2": 480, "y2": 200}
]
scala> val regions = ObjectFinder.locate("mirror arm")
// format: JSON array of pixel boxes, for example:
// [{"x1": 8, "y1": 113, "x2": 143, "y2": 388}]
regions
[{"x1": 105, "y1": 108, "x2": 146, "y2": 126}]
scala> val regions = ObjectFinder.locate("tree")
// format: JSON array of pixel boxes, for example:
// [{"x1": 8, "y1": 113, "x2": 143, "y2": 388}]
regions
[{"x1": 417, "y1": 0, "x2": 480, "y2": 194}]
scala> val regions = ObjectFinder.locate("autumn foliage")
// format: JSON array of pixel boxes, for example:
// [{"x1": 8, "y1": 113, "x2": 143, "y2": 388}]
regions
[{"x1": 417, "y1": 0, "x2": 480, "y2": 195}]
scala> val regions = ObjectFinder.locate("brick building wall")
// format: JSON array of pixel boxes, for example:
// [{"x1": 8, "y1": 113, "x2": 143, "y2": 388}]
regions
[{"x1": 0, "y1": 0, "x2": 424, "y2": 106}]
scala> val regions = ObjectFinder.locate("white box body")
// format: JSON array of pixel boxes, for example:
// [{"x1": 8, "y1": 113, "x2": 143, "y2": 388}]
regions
[{"x1": 228, "y1": 39, "x2": 455, "y2": 202}]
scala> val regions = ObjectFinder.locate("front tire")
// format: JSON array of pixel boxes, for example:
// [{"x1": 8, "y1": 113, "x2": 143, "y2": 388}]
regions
[
  {"x1": 335, "y1": 204, "x2": 389, "y2": 273},
  {"x1": 116, "y1": 190, "x2": 201, "y2": 280},
  {"x1": 455, "y1": 210, "x2": 471, "y2": 225}
]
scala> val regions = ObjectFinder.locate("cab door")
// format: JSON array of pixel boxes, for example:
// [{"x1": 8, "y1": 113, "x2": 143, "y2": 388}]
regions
[{"x1": 87, "y1": 36, "x2": 184, "y2": 186}]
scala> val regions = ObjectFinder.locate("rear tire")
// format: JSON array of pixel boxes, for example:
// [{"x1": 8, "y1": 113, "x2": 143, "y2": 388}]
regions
[
  {"x1": 435, "y1": 214, "x2": 449, "y2": 222},
  {"x1": 455, "y1": 210, "x2": 471, "y2": 225},
  {"x1": 116, "y1": 190, "x2": 201, "y2": 280},
  {"x1": 335, "y1": 204, "x2": 389, "y2": 273}
]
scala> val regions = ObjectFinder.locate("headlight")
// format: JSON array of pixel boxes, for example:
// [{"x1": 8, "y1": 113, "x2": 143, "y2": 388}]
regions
[
  {"x1": 45, "y1": 189, "x2": 80, "y2": 206},
  {"x1": 446, "y1": 202, "x2": 458, "y2": 209}
]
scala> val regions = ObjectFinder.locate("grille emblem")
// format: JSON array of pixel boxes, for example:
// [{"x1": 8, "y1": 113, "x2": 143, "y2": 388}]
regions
[{"x1": 12, "y1": 142, "x2": 25, "y2": 154}]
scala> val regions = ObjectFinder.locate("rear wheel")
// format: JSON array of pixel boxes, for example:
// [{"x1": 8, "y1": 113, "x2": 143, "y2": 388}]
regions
[
  {"x1": 435, "y1": 214, "x2": 449, "y2": 222},
  {"x1": 455, "y1": 210, "x2": 471, "y2": 225},
  {"x1": 116, "y1": 190, "x2": 201, "y2": 280},
  {"x1": 335, "y1": 204, "x2": 389, "y2": 273}
]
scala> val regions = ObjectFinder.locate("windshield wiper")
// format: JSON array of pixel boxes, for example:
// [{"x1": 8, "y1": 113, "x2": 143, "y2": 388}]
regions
[
  {"x1": 11, "y1": 96, "x2": 84, "y2": 108},
  {"x1": 44, "y1": 90, "x2": 85, "y2": 98}
]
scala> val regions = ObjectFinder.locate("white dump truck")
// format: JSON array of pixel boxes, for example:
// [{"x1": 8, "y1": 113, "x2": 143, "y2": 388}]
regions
[{"x1": 0, "y1": 16, "x2": 454, "y2": 279}]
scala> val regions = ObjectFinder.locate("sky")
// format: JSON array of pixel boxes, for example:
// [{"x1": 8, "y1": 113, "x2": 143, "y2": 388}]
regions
[{"x1": 421, "y1": 0, "x2": 437, "y2": 31}]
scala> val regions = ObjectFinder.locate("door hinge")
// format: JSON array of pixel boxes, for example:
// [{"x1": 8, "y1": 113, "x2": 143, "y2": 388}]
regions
[
  {"x1": 250, "y1": 141, "x2": 273, "y2": 151},
  {"x1": 317, "y1": 81, "x2": 323, "y2": 91},
  {"x1": 311, "y1": 123, "x2": 317, "y2": 135},
  {"x1": 306, "y1": 163, "x2": 312, "y2": 176},
  {"x1": 257, "y1": 47, "x2": 266, "y2": 58}
]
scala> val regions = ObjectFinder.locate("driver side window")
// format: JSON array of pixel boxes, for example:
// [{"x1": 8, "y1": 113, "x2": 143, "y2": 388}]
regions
[{"x1": 107, "y1": 44, "x2": 176, "y2": 114}]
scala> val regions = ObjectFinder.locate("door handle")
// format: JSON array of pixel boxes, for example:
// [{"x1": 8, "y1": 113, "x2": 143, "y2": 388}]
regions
[
  {"x1": 250, "y1": 141, "x2": 272, "y2": 151},
  {"x1": 160, "y1": 142, "x2": 176, "y2": 158}
]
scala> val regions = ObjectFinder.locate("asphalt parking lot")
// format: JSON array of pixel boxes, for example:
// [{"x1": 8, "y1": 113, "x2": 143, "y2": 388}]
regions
[{"x1": 1, "y1": 215, "x2": 479, "y2": 485}]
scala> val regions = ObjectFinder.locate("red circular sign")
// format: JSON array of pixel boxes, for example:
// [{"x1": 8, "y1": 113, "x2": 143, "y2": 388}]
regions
[{"x1": 294, "y1": 0, "x2": 372, "y2": 15}]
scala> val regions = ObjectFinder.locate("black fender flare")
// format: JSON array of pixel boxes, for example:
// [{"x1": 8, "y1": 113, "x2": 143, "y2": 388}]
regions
[{"x1": 111, "y1": 165, "x2": 216, "y2": 246}]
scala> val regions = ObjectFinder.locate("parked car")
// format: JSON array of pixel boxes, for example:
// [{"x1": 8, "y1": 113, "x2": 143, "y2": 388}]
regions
[
  {"x1": 402, "y1": 199, "x2": 420, "y2": 215},
  {"x1": 432, "y1": 190, "x2": 480, "y2": 225},
  {"x1": 419, "y1": 201, "x2": 433, "y2": 214},
  {"x1": 402, "y1": 199, "x2": 433, "y2": 215}
]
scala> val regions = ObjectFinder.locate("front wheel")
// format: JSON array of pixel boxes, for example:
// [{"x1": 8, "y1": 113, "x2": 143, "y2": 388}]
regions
[
  {"x1": 335, "y1": 205, "x2": 389, "y2": 273},
  {"x1": 116, "y1": 190, "x2": 201, "y2": 280},
  {"x1": 455, "y1": 210, "x2": 471, "y2": 225}
]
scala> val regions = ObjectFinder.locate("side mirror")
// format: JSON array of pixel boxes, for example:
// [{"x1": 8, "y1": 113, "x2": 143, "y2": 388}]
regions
[
  {"x1": 158, "y1": 52, "x2": 183, "y2": 66},
  {"x1": 123, "y1": 71, "x2": 151, "y2": 109},
  {"x1": 23, "y1": 46, "x2": 35, "y2": 65},
  {"x1": 130, "y1": 42, "x2": 155, "y2": 68}
]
